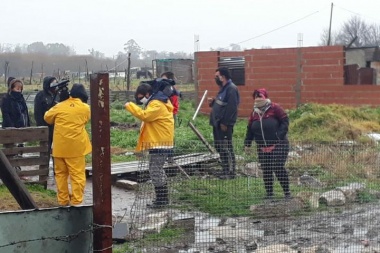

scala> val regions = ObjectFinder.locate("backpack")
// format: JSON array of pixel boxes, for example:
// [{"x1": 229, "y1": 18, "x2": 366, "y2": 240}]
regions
[{"x1": 141, "y1": 78, "x2": 176, "y2": 97}]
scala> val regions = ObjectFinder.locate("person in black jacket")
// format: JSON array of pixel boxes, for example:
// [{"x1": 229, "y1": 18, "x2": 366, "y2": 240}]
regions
[
  {"x1": 1, "y1": 79, "x2": 30, "y2": 128},
  {"x1": 244, "y1": 88, "x2": 291, "y2": 200},
  {"x1": 34, "y1": 76, "x2": 59, "y2": 151},
  {"x1": 208, "y1": 67, "x2": 240, "y2": 179}
]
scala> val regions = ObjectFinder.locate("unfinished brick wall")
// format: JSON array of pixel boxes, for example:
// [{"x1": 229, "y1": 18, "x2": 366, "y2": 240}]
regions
[{"x1": 195, "y1": 46, "x2": 380, "y2": 118}]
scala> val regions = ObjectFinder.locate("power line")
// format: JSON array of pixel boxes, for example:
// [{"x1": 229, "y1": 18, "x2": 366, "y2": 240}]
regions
[
  {"x1": 334, "y1": 4, "x2": 380, "y2": 22},
  {"x1": 235, "y1": 9, "x2": 326, "y2": 45}
]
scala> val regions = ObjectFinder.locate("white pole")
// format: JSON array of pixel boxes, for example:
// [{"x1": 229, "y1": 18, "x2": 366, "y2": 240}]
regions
[{"x1": 192, "y1": 90, "x2": 208, "y2": 121}]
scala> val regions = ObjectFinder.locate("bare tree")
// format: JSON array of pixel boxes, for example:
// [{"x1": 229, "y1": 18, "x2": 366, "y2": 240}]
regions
[
  {"x1": 337, "y1": 16, "x2": 370, "y2": 47},
  {"x1": 320, "y1": 16, "x2": 380, "y2": 47},
  {"x1": 319, "y1": 28, "x2": 339, "y2": 46},
  {"x1": 367, "y1": 23, "x2": 380, "y2": 46},
  {"x1": 4, "y1": 61, "x2": 10, "y2": 86}
]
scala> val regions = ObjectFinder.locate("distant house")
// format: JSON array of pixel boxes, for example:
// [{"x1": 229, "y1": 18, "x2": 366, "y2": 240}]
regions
[
  {"x1": 345, "y1": 46, "x2": 380, "y2": 85},
  {"x1": 153, "y1": 59, "x2": 194, "y2": 84}
]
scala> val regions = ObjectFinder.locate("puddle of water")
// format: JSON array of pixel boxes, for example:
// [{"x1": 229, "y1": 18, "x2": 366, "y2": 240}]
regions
[
  {"x1": 333, "y1": 244, "x2": 363, "y2": 253},
  {"x1": 196, "y1": 217, "x2": 220, "y2": 230},
  {"x1": 195, "y1": 231, "x2": 216, "y2": 243},
  {"x1": 353, "y1": 227, "x2": 368, "y2": 237},
  {"x1": 249, "y1": 229, "x2": 265, "y2": 237}
]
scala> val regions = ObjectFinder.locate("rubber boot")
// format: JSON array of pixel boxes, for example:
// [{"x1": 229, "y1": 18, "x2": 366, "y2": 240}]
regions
[{"x1": 147, "y1": 185, "x2": 169, "y2": 208}]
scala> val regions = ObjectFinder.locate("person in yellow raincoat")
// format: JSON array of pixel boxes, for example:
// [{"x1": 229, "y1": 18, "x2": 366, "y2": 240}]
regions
[
  {"x1": 44, "y1": 83, "x2": 92, "y2": 206},
  {"x1": 125, "y1": 82, "x2": 174, "y2": 208}
]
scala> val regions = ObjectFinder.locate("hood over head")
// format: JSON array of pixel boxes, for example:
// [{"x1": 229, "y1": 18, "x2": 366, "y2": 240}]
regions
[{"x1": 43, "y1": 76, "x2": 57, "y2": 92}]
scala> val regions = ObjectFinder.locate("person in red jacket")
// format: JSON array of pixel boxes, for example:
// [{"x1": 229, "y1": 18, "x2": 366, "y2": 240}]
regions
[
  {"x1": 160, "y1": 71, "x2": 180, "y2": 164},
  {"x1": 160, "y1": 71, "x2": 179, "y2": 123},
  {"x1": 244, "y1": 88, "x2": 291, "y2": 200}
]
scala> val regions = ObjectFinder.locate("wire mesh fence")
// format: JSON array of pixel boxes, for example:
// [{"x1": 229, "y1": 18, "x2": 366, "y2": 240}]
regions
[{"x1": 127, "y1": 140, "x2": 380, "y2": 252}]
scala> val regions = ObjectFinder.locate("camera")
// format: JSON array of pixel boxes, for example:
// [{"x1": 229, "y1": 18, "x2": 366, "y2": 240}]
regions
[
  {"x1": 50, "y1": 79, "x2": 70, "y2": 91},
  {"x1": 49, "y1": 79, "x2": 70, "y2": 102}
]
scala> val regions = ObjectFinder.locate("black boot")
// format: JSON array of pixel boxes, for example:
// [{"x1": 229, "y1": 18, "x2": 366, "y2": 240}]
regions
[{"x1": 148, "y1": 185, "x2": 169, "y2": 208}]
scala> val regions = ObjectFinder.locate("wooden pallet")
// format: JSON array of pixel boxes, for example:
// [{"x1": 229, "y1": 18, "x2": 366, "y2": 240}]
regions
[{"x1": 85, "y1": 152, "x2": 219, "y2": 176}]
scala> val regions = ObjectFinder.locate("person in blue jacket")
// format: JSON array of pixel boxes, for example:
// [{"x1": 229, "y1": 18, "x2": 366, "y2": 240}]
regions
[{"x1": 208, "y1": 67, "x2": 240, "y2": 179}]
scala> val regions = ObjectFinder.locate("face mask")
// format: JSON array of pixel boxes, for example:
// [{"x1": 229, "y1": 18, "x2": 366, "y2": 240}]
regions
[
  {"x1": 215, "y1": 77, "x2": 223, "y2": 86},
  {"x1": 139, "y1": 96, "x2": 149, "y2": 105},
  {"x1": 10, "y1": 91, "x2": 22, "y2": 99}
]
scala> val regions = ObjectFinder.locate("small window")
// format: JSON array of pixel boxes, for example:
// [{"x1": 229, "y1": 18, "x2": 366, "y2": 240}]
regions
[{"x1": 218, "y1": 57, "x2": 245, "y2": 85}]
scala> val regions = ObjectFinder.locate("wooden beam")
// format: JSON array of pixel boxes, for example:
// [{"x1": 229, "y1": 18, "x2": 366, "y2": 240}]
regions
[
  {"x1": 188, "y1": 122, "x2": 216, "y2": 154},
  {"x1": 0, "y1": 150, "x2": 38, "y2": 210}
]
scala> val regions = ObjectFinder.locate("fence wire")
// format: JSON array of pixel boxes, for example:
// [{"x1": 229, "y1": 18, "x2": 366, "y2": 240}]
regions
[{"x1": 126, "y1": 140, "x2": 380, "y2": 253}]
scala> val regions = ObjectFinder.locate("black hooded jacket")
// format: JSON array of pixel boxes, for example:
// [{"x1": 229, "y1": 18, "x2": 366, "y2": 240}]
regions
[
  {"x1": 1, "y1": 91, "x2": 30, "y2": 128},
  {"x1": 34, "y1": 76, "x2": 57, "y2": 126}
]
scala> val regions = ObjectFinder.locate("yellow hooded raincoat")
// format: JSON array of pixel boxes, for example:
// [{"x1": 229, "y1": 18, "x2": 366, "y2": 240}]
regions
[
  {"x1": 44, "y1": 97, "x2": 91, "y2": 206},
  {"x1": 44, "y1": 97, "x2": 91, "y2": 157},
  {"x1": 125, "y1": 99, "x2": 174, "y2": 151}
]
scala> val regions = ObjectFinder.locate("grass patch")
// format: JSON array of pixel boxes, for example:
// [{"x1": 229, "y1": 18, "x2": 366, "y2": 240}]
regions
[
  {"x1": 113, "y1": 243, "x2": 135, "y2": 253},
  {"x1": 143, "y1": 228, "x2": 186, "y2": 244},
  {"x1": 171, "y1": 175, "x2": 380, "y2": 217},
  {"x1": 173, "y1": 177, "x2": 271, "y2": 216},
  {"x1": 0, "y1": 184, "x2": 57, "y2": 211},
  {"x1": 113, "y1": 227, "x2": 187, "y2": 253}
]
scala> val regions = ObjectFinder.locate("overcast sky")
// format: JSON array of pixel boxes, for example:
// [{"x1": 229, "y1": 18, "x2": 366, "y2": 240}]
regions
[{"x1": 3, "y1": 0, "x2": 380, "y2": 57}]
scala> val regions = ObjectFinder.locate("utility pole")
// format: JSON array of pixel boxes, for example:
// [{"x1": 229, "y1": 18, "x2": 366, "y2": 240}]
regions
[
  {"x1": 126, "y1": 53, "x2": 131, "y2": 91},
  {"x1": 327, "y1": 2, "x2": 334, "y2": 46},
  {"x1": 90, "y1": 73, "x2": 112, "y2": 253}
]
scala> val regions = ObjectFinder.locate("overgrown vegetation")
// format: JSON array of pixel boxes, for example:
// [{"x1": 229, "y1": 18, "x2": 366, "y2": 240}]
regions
[{"x1": 288, "y1": 103, "x2": 380, "y2": 142}]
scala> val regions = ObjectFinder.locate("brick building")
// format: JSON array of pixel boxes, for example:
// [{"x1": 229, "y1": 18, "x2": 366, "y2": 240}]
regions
[{"x1": 195, "y1": 46, "x2": 380, "y2": 118}]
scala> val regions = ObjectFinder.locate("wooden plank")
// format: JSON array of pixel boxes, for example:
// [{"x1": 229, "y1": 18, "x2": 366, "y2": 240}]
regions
[
  {"x1": 0, "y1": 150, "x2": 38, "y2": 209},
  {"x1": 1, "y1": 146, "x2": 48, "y2": 156},
  {"x1": 0, "y1": 127, "x2": 49, "y2": 144},
  {"x1": 18, "y1": 168, "x2": 49, "y2": 177},
  {"x1": 39, "y1": 164, "x2": 49, "y2": 188},
  {"x1": 188, "y1": 122, "x2": 216, "y2": 154},
  {"x1": 7, "y1": 157, "x2": 49, "y2": 167},
  {"x1": 85, "y1": 153, "x2": 219, "y2": 176}
]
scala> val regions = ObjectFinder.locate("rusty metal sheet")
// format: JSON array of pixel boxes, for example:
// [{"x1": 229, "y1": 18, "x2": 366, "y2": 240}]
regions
[
  {"x1": 344, "y1": 64, "x2": 359, "y2": 84},
  {"x1": 358, "y1": 67, "x2": 375, "y2": 84}
]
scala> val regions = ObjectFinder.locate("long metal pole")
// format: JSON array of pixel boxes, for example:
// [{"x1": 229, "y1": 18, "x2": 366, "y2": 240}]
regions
[
  {"x1": 327, "y1": 2, "x2": 334, "y2": 46},
  {"x1": 90, "y1": 73, "x2": 112, "y2": 253},
  {"x1": 192, "y1": 90, "x2": 208, "y2": 121}
]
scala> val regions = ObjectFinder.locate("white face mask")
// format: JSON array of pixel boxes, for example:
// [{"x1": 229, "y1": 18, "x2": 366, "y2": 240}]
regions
[{"x1": 139, "y1": 96, "x2": 149, "y2": 105}]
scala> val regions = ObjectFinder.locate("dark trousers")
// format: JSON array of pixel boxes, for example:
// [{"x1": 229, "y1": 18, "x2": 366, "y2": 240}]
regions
[
  {"x1": 258, "y1": 142, "x2": 290, "y2": 196},
  {"x1": 213, "y1": 126, "x2": 236, "y2": 174},
  {"x1": 149, "y1": 151, "x2": 168, "y2": 187}
]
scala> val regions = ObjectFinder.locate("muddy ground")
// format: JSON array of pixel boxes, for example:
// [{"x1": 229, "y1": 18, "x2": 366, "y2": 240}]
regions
[
  {"x1": 3, "y1": 168, "x2": 380, "y2": 252},
  {"x1": 75, "y1": 175, "x2": 380, "y2": 252}
]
